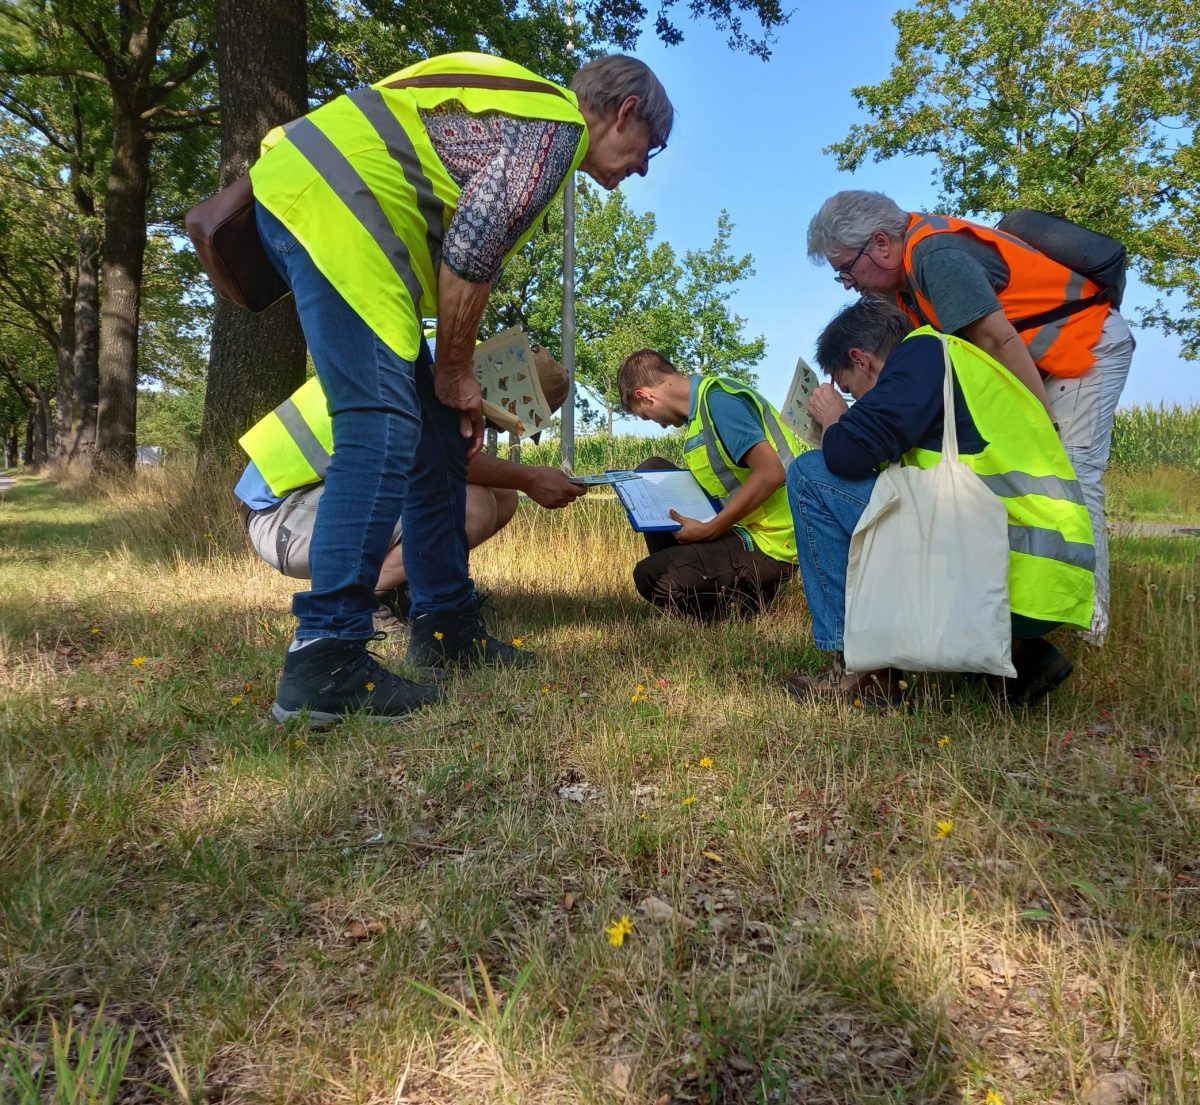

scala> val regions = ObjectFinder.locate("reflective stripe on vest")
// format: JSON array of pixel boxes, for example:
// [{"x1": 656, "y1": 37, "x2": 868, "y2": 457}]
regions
[
  {"x1": 250, "y1": 52, "x2": 588, "y2": 361},
  {"x1": 238, "y1": 375, "x2": 337, "y2": 497},
  {"x1": 898, "y1": 212, "x2": 1108, "y2": 379},
  {"x1": 684, "y1": 376, "x2": 803, "y2": 564},
  {"x1": 901, "y1": 327, "x2": 1095, "y2": 627}
]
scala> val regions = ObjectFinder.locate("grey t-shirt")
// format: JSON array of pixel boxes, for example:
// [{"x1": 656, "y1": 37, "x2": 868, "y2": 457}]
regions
[{"x1": 905, "y1": 232, "x2": 1012, "y2": 334}]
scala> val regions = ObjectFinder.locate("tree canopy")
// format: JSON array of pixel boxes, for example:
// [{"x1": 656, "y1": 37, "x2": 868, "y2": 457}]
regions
[{"x1": 827, "y1": 0, "x2": 1200, "y2": 355}]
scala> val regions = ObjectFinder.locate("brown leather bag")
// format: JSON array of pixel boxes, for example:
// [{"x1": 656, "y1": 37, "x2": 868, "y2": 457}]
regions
[
  {"x1": 185, "y1": 72, "x2": 570, "y2": 313},
  {"x1": 185, "y1": 174, "x2": 289, "y2": 313}
]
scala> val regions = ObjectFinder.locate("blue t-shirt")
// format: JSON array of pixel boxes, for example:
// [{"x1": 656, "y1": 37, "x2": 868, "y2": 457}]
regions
[
  {"x1": 234, "y1": 461, "x2": 282, "y2": 511},
  {"x1": 822, "y1": 333, "x2": 986, "y2": 480},
  {"x1": 689, "y1": 376, "x2": 766, "y2": 466}
]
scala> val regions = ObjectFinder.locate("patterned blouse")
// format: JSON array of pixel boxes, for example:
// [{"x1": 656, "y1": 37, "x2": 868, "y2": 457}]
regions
[{"x1": 420, "y1": 104, "x2": 583, "y2": 284}]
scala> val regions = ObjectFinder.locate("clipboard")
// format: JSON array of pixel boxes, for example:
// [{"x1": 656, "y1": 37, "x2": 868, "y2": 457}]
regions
[{"x1": 609, "y1": 469, "x2": 722, "y2": 533}]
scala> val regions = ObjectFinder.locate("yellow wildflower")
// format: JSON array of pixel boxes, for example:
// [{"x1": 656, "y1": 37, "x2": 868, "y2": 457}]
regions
[
  {"x1": 130, "y1": 656, "x2": 146, "y2": 668},
  {"x1": 229, "y1": 695, "x2": 243, "y2": 706},
  {"x1": 541, "y1": 685, "x2": 549, "y2": 695},
  {"x1": 511, "y1": 636, "x2": 525, "y2": 647},
  {"x1": 937, "y1": 735, "x2": 950, "y2": 748},
  {"x1": 433, "y1": 631, "x2": 444, "y2": 640},
  {"x1": 365, "y1": 681, "x2": 375, "y2": 691},
  {"x1": 935, "y1": 819, "x2": 954, "y2": 840},
  {"x1": 697, "y1": 756, "x2": 714, "y2": 769},
  {"x1": 871, "y1": 867, "x2": 883, "y2": 879},
  {"x1": 681, "y1": 796, "x2": 697, "y2": 807},
  {"x1": 605, "y1": 915, "x2": 634, "y2": 947},
  {"x1": 89, "y1": 627, "x2": 102, "y2": 636},
  {"x1": 984, "y1": 1091, "x2": 1004, "y2": 1105}
]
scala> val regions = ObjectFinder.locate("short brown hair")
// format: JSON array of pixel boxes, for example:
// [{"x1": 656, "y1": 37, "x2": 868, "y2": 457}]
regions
[{"x1": 617, "y1": 349, "x2": 678, "y2": 412}]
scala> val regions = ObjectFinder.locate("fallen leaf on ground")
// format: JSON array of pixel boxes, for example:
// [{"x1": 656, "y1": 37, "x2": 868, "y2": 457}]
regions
[
  {"x1": 343, "y1": 920, "x2": 371, "y2": 940},
  {"x1": 640, "y1": 896, "x2": 697, "y2": 929},
  {"x1": 610, "y1": 1059, "x2": 631, "y2": 1092},
  {"x1": 562, "y1": 892, "x2": 575, "y2": 910},
  {"x1": 1082, "y1": 1071, "x2": 1144, "y2": 1105}
]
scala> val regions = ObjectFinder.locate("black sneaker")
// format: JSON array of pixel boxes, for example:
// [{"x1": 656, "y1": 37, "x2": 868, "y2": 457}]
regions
[
  {"x1": 1003, "y1": 638, "x2": 1074, "y2": 705},
  {"x1": 271, "y1": 636, "x2": 442, "y2": 726},
  {"x1": 375, "y1": 582, "x2": 411, "y2": 624},
  {"x1": 406, "y1": 596, "x2": 536, "y2": 671}
]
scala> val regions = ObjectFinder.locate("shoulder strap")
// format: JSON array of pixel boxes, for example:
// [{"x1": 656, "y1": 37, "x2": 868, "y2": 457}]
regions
[
  {"x1": 1010, "y1": 293, "x2": 1106, "y2": 334},
  {"x1": 381, "y1": 73, "x2": 569, "y2": 100}
]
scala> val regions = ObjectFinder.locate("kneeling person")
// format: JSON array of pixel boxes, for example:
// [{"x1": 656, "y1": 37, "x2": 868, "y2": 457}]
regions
[
  {"x1": 236, "y1": 358, "x2": 584, "y2": 625},
  {"x1": 618, "y1": 350, "x2": 801, "y2": 620},
  {"x1": 785, "y1": 298, "x2": 1095, "y2": 706}
]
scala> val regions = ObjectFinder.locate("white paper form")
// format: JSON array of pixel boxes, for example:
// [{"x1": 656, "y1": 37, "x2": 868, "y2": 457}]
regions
[{"x1": 615, "y1": 470, "x2": 719, "y2": 530}]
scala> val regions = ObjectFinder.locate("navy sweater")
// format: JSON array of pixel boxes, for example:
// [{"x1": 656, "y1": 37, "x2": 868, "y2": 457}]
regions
[{"x1": 822, "y1": 333, "x2": 987, "y2": 479}]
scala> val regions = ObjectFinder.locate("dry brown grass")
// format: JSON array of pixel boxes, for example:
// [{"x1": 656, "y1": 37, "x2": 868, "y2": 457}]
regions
[{"x1": 1, "y1": 470, "x2": 1198, "y2": 1104}]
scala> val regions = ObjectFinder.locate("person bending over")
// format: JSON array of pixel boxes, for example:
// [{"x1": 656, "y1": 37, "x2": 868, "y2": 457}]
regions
[
  {"x1": 807, "y1": 190, "x2": 1132, "y2": 646},
  {"x1": 784, "y1": 297, "x2": 1095, "y2": 707},
  {"x1": 617, "y1": 349, "x2": 801, "y2": 620}
]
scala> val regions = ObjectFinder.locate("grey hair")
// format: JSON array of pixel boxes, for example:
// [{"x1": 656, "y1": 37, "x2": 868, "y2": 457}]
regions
[
  {"x1": 570, "y1": 55, "x2": 674, "y2": 147},
  {"x1": 806, "y1": 190, "x2": 909, "y2": 263},
  {"x1": 814, "y1": 296, "x2": 913, "y2": 377}
]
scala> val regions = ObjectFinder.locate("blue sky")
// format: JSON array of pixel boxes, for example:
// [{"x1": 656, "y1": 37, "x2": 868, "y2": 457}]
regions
[{"x1": 606, "y1": 5, "x2": 1197, "y2": 415}]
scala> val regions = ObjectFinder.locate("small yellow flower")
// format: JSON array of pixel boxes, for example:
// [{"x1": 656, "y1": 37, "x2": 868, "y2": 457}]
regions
[
  {"x1": 681, "y1": 796, "x2": 697, "y2": 807},
  {"x1": 433, "y1": 631, "x2": 444, "y2": 640},
  {"x1": 365, "y1": 681, "x2": 376, "y2": 691},
  {"x1": 229, "y1": 695, "x2": 243, "y2": 706},
  {"x1": 935, "y1": 818, "x2": 954, "y2": 839},
  {"x1": 291, "y1": 737, "x2": 306, "y2": 749},
  {"x1": 984, "y1": 1091, "x2": 1004, "y2": 1105},
  {"x1": 937, "y1": 735, "x2": 950, "y2": 748},
  {"x1": 541, "y1": 685, "x2": 549, "y2": 695},
  {"x1": 871, "y1": 867, "x2": 883, "y2": 879},
  {"x1": 243, "y1": 682, "x2": 254, "y2": 693},
  {"x1": 130, "y1": 656, "x2": 146, "y2": 668},
  {"x1": 635, "y1": 684, "x2": 645, "y2": 694},
  {"x1": 511, "y1": 636, "x2": 525, "y2": 647},
  {"x1": 852, "y1": 697, "x2": 862, "y2": 708},
  {"x1": 472, "y1": 741, "x2": 482, "y2": 751},
  {"x1": 638, "y1": 812, "x2": 648, "y2": 821},
  {"x1": 89, "y1": 626, "x2": 102, "y2": 635},
  {"x1": 605, "y1": 915, "x2": 634, "y2": 947},
  {"x1": 630, "y1": 694, "x2": 640, "y2": 703},
  {"x1": 697, "y1": 756, "x2": 714, "y2": 769}
]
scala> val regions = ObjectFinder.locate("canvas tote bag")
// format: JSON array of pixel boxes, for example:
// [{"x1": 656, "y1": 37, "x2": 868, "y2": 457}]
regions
[{"x1": 843, "y1": 337, "x2": 1016, "y2": 677}]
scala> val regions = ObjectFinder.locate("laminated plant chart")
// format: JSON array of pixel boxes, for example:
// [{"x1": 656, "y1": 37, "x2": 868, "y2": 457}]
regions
[
  {"x1": 779, "y1": 353, "x2": 825, "y2": 448},
  {"x1": 474, "y1": 328, "x2": 552, "y2": 438}
]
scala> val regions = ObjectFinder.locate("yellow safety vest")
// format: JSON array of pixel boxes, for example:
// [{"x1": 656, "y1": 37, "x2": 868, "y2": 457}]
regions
[
  {"x1": 902, "y1": 327, "x2": 1095, "y2": 628},
  {"x1": 684, "y1": 376, "x2": 803, "y2": 564},
  {"x1": 243, "y1": 52, "x2": 587, "y2": 495},
  {"x1": 249, "y1": 51, "x2": 587, "y2": 362}
]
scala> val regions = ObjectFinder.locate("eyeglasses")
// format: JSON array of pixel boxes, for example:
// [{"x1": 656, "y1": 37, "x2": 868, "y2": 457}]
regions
[
  {"x1": 834, "y1": 239, "x2": 873, "y2": 285},
  {"x1": 647, "y1": 141, "x2": 667, "y2": 161}
]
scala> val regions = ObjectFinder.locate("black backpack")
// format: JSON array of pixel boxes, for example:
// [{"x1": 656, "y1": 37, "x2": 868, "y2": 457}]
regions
[{"x1": 994, "y1": 209, "x2": 1127, "y2": 331}]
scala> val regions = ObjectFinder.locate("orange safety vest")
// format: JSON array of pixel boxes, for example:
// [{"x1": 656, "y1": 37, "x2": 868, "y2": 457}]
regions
[{"x1": 896, "y1": 213, "x2": 1109, "y2": 379}]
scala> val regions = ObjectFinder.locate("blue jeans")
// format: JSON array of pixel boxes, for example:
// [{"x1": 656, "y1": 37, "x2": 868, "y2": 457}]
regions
[
  {"x1": 786, "y1": 451, "x2": 876, "y2": 652},
  {"x1": 256, "y1": 202, "x2": 473, "y2": 640},
  {"x1": 786, "y1": 450, "x2": 1059, "y2": 655}
]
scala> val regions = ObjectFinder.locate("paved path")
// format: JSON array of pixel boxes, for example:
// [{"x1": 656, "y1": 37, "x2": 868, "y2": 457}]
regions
[{"x1": 1109, "y1": 520, "x2": 1200, "y2": 538}]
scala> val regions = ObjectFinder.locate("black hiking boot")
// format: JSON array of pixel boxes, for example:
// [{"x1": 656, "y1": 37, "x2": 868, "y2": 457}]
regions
[
  {"x1": 406, "y1": 596, "x2": 537, "y2": 672},
  {"x1": 271, "y1": 635, "x2": 441, "y2": 726},
  {"x1": 1001, "y1": 638, "x2": 1074, "y2": 706}
]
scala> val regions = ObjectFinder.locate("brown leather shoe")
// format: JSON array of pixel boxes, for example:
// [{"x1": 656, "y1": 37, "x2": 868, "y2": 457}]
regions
[{"x1": 783, "y1": 655, "x2": 906, "y2": 709}]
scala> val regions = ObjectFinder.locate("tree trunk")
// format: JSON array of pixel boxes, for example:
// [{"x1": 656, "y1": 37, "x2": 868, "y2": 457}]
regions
[
  {"x1": 198, "y1": 0, "x2": 307, "y2": 466},
  {"x1": 68, "y1": 224, "x2": 101, "y2": 467},
  {"x1": 94, "y1": 107, "x2": 151, "y2": 475},
  {"x1": 22, "y1": 415, "x2": 32, "y2": 465},
  {"x1": 32, "y1": 383, "x2": 51, "y2": 466},
  {"x1": 54, "y1": 263, "x2": 77, "y2": 461},
  {"x1": 4, "y1": 428, "x2": 16, "y2": 469}
]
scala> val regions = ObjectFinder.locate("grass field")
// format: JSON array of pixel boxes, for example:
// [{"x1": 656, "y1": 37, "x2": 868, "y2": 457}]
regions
[{"x1": 1, "y1": 468, "x2": 1199, "y2": 1104}]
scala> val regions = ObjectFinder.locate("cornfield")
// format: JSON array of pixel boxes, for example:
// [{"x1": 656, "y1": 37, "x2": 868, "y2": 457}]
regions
[{"x1": 1108, "y1": 403, "x2": 1200, "y2": 472}]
